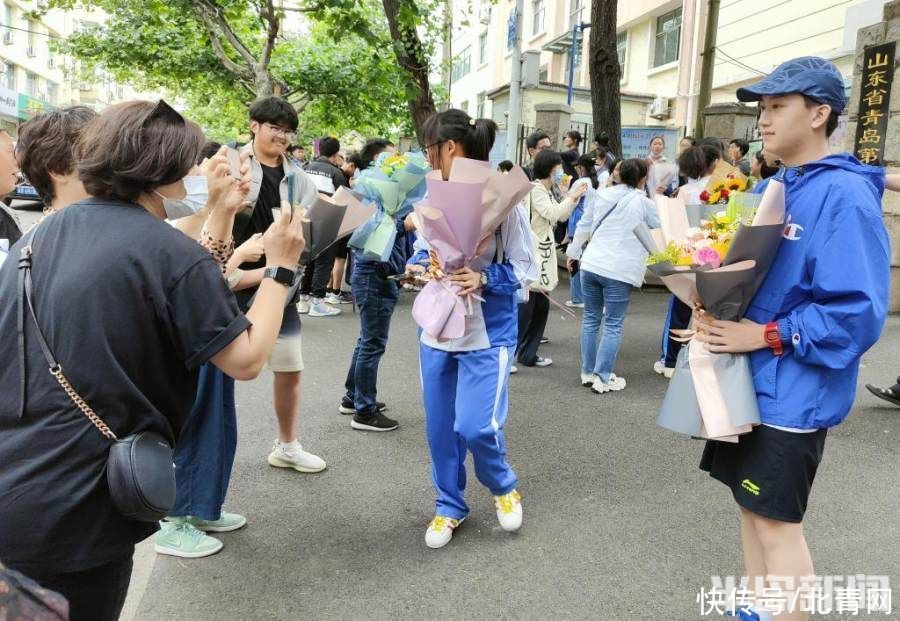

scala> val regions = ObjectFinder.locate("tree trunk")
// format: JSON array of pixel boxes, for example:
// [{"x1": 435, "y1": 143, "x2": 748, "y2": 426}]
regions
[
  {"x1": 382, "y1": 0, "x2": 437, "y2": 144},
  {"x1": 588, "y1": 0, "x2": 621, "y2": 157}
]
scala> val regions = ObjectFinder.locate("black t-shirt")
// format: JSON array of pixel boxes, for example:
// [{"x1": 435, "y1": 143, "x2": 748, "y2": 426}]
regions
[
  {"x1": 0, "y1": 199, "x2": 250, "y2": 575},
  {"x1": 235, "y1": 162, "x2": 283, "y2": 267}
]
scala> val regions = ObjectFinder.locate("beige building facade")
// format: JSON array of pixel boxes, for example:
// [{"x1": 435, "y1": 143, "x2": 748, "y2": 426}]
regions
[{"x1": 448, "y1": 0, "x2": 890, "y2": 148}]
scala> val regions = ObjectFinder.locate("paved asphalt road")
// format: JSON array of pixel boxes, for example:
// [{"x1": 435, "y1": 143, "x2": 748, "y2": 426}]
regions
[
  {"x1": 9, "y1": 207, "x2": 898, "y2": 619},
  {"x1": 116, "y1": 276, "x2": 899, "y2": 621}
]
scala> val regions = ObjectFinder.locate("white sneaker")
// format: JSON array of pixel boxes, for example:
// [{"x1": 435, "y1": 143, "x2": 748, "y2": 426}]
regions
[
  {"x1": 425, "y1": 515, "x2": 464, "y2": 549},
  {"x1": 534, "y1": 357, "x2": 553, "y2": 367},
  {"x1": 591, "y1": 374, "x2": 627, "y2": 394},
  {"x1": 653, "y1": 360, "x2": 675, "y2": 379},
  {"x1": 297, "y1": 294, "x2": 311, "y2": 314},
  {"x1": 494, "y1": 490, "x2": 523, "y2": 532},
  {"x1": 580, "y1": 373, "x2": 597, "y2": 387},
  {"x1": 564, "y1": 300, "x2": 585, "y2": 309},
  {"x1": 308, "y1": 299, "x2": 341, "y2": 317},
  {"x1": 267, "y1": 440, "x2": 326, "y2": 473},
  {"x1": 324, "y1": 292, "x2": 341, "y2": 306},
  {"x1": 510, "y1": 365, "x2": 518, "y2": 374}
]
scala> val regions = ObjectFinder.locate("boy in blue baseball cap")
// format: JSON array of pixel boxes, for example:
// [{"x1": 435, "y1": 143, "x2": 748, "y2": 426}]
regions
[{"x1": 693, "y1": 56, "x2": 891, "y2": 621}]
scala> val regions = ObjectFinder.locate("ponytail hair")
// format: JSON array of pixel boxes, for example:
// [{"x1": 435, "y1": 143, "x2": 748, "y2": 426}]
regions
[
  {"x1": 677, "y1": 144, "x2": 720, "y2": 179},
  {"x1": 421, "y1": 108, "x2": 497, "y2": 161},
  {"x1": 575, "y1": 153, "x2": 599, "y2": 189}
]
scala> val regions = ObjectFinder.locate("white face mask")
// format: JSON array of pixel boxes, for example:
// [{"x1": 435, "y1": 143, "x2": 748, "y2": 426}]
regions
[{"x1": 157, "y1": 175, "x2": 207, "y2": 219}]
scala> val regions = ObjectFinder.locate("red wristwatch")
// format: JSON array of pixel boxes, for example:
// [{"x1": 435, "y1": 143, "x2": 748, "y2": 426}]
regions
[{"x1": 764, "y1": 322, "x2": 783, "y2": 356}]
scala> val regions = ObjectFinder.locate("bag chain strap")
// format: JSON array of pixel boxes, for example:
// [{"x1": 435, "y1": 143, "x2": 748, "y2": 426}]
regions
[{"x1": 50, "y1": 365, "x2": 118, "y2": 441}]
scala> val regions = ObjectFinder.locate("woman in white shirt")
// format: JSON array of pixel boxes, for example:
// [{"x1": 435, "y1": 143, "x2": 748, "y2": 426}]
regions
[
  {"x1": 567, "y1": 158, "x2": 660, "y2": 393},
  {"x1": 655, "y1": 143, "x2": 720, "y2": 378},
  {"x1": 517, "y1": 150, "x2": 587, "y2": 367}
]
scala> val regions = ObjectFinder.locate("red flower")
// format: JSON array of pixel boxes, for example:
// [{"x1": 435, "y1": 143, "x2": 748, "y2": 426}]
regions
[
  {"x1": 720, "y1": 188, "x2": 730, "y2": 200},
  {"x1": 699, "y1": 190, "x2": 710, "y2": 202}
]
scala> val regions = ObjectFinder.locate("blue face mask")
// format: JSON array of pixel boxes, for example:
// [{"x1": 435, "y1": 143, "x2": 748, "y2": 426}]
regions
[{"x1": 551, "y1": 169, "x2": 564, "y2": 184}]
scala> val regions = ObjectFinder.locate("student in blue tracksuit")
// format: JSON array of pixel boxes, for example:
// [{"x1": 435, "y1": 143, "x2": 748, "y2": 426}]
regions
[
  {"x1": 406, "y1": 108, "x2": 537, "y2": 549},
  {"x1": 693, "y1": 57, "x2": 890, "y2": 621}
]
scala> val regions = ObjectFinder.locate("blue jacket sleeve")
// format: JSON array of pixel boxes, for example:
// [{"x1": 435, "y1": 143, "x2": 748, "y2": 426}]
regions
[
  {"x1": 777, "y1": 200, "x2": 890, "y2": 369},
  {"x1": 482, "y1": 262, "x2": 520, "y2": 294}
]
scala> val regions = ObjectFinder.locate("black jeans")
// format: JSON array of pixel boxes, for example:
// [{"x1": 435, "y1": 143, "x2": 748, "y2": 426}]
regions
[
  {"x1": 299, "y1": 245, "x2": 337, "y2": 299},
  {"x1": 33, "y1": 556, "x2": 133, "y2": 621},
  {"x1": 344, "y1": 262, "x2": 399, "y2": 414},
  {"x1": 516, "y1": 293, "x2": 549, "y2": 365}
]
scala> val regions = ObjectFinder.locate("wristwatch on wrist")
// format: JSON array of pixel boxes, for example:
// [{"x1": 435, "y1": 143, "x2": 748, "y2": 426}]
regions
[
  {"x1": 764, "y1": 321, "x2": 783, "y2": 356},
  {"x1": 263, "y1": 266, "x2": 296, "y2": 287},
  {"x1": 480, "y1": 271, "x2": 489, "y2": 288}
]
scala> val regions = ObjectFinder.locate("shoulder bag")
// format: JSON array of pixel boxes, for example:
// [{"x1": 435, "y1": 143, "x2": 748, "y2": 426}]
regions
[{"x1": 17, "y1": 235, "x2": 175, "y2": 522}]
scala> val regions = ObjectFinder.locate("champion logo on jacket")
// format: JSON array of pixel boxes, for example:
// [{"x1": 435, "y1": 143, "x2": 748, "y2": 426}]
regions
[{"x1": 782, "y1": 214, "x2": 804, "y2": 241}]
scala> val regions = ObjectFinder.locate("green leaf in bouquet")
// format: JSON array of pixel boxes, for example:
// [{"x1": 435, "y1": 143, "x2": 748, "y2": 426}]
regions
[{"x1": 726, "y1": 191, "x2": 762, "y2": 225}]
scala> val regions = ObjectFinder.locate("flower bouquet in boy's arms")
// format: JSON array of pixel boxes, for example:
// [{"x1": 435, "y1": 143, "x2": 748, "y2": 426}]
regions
[
  {"x1": 348, "y1": 151, "x2": 429, "y2": 262},
  {"x1": 636, "y1": 173, "x2": 786, "y2": 442},
  {"x1": 410, "y1": 158, "x2": 532, "y2": 341}
]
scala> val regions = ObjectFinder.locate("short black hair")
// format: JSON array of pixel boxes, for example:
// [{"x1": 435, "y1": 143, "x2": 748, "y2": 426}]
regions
[
  {"x1": 754, "y1": 150, "x2": 779, "y2": 179},
  {"x1": 199, "y1": 140, "x2": 222, "y2": 163},
  {"x1": 678, "y1": 144, "x2": 721, "y2": 179},
  {"x1": 565, "y1": 129, "x2": 582, "y2": 145},
  {"x1": 729, "y1": 138, "x2": 750, "y2": 157},
  {"x1": 698, "y1": 137, "x2": 725, "y2": 159},
  {"x1": 360, "y1": 138, "x2": 392, "y2": 169},
  {"x1": 619, "y1": 158, "x2": 649, "y2": 188},
  {"x1": 803, "y1": 96, "x2": 840, "y2": 137},
  {"x1": 289, "y1": 144, "x2": 304, "y2": 153},
  {"x1": 347, "y1": 152, "x2": 366, "y2": 169},
  {"x1": 533, "y1": 150, "x2": 563, "y2": 180},
  {"x1": 319, "y1": 136, "x2": 340, "y2": 158},
  {"x1": 526, "y1": 131, "x2": 550, "y2": 150},
  {"x1": 594, "y1": 132, "x2": 610, "y2": 147},
  {"x1": 498, "y1": 160, "x2": 514, "y2": 172},
  {"x1": 249, "y1": 96, "x2": 298, "y2": 131}
]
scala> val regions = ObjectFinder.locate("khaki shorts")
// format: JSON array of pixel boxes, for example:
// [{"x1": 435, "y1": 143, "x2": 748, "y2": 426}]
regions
[{"x1": 267, "y1": 332, "x2": 304, "y2": 373}]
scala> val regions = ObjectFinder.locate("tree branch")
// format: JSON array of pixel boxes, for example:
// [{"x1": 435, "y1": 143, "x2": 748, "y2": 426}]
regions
[
  {"x1": 258, "y1": 0, "x2": 279, "y2": 69},
  {"x1": 192, "y1": 0, "x2": 258, "y2": 68}
]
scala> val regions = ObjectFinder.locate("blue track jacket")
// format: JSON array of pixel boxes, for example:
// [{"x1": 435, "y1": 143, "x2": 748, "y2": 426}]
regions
[{"x1": 745, "y1": 154, "x2": 890, "y2": 429}]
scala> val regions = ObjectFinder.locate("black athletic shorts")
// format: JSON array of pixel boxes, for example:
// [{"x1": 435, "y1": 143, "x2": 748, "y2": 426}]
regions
[
  {"x1": 334, "y1": 236, "x2": 350, "y2": 259},
  {"x1": 699, "y1": 425, "x2": 827, "y2": 523}
]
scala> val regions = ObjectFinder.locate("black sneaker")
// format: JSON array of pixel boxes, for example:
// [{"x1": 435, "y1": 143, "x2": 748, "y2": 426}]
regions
[
  {"x1": 350, "y1": 411, "x2": 399, "y2": 432},
  {"x1": 339, "y1": 397, "x2": 387, "y2": 415}
]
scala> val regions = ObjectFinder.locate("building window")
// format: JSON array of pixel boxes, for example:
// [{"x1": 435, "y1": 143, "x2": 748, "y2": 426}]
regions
[
  {"x1": 653, "y1": 8, "x2": 682, "y2": 68},
  {"x1": 569, "y1": 0, "x2": 583, "y2": 27},
  {"x1": 26, "y1": 71, "x2": 37, "y2": 96},
  {"x1": 478, "y1": 31, "x2": 488, "y2": 65},
  {"x1": 477, "y1": 91, "x2": 486, "y2": 118},
  {"x1": 617, "y1": 31, "x2": 627, "y2": 77},
  {"x1": 538, "y1": 65, "x2": 547, "y2": 82},
  {"x1": 47, "y1": 81, "x2": 57, "y2": 104},
  {"x1": 531, "y1": 0, "x2": 544, "y2": 36},
  {"x1": 451, "y1": 46, "x2": 471, "y2": 83},
  {"x1": 3, "y1": 62, "x2": 14, "y2": 90}
]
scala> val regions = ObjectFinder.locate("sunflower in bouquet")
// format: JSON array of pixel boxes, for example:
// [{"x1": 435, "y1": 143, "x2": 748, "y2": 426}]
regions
[{"x1": 699, "y1": 170, "x2": 748, "y2": 205}]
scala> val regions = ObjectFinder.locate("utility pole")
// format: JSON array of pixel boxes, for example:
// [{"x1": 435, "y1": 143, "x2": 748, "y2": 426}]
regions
[
  {"x1": 694, "y1": 0, "x2": 720, "y2": 139},
  {"x1": 505, "y1": 0, "x2": 524, "y2": 161}
]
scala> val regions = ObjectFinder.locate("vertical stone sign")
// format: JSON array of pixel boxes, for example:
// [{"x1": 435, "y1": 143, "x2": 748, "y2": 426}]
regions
[{"x1": 853, "y1": 42, "x2": 895, "y2": 165}]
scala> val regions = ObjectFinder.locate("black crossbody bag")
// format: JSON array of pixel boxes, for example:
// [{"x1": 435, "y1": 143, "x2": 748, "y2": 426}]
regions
[{"x1": 17, "y1": 235, "x2": 175, "y2": 522}]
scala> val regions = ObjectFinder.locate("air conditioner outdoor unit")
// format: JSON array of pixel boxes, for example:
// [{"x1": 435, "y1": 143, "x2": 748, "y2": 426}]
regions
[
  {"x1": 2, "y1": 32, "x2": 12, "y2": 45},
  {"x1": 26, "y1": 46, "x2": 36, "y2": 58},
  {"x1": 478, "y1": 5, "x2": 491, "y2": 24},
  {"x1": 649, "y1": 95, "x2": 670, "y2": 119}
]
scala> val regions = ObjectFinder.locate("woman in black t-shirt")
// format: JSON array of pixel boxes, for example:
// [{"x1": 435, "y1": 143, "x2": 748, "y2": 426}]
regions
[{"x1": 0, "y1": 100, "x2": 306, "y2": 621}]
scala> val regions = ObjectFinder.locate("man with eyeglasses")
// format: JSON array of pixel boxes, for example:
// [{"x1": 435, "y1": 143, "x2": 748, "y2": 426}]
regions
[{"x1": 232, "y1": 96, "x2": 327, "y2": 474}]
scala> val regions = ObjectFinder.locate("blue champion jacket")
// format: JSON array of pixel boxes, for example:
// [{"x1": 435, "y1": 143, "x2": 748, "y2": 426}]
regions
[{"x1": 745, "y1": 154, "x2": 890, "y2": 429}]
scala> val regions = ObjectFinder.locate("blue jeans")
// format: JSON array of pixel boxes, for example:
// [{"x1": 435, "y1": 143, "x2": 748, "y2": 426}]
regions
[
  {"x1": 344, "y1": 262, "x2": 399, "y2": 414},
  {"x1": 170, "y1": 363, "x2": 237, "y2": 521},
  {"x1": 580, "y1": 271, "x2": 633, "y2": 382},
  {"x1": 570, "y1": 268, "x2": 583, "y2": 304}
]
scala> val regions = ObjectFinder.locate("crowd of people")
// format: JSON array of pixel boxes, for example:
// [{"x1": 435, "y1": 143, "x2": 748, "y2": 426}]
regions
[{"x1": 0, "y1": 55, "x2": 896, "y2": 621}]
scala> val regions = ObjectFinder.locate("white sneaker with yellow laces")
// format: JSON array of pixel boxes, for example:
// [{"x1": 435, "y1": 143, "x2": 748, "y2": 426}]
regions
[
  {"x1": 494, "y1": 490, "x2": 523, "y2": 532},
  {"x1": 424, "y1": 515, "x2": 464, "y2": 549}
]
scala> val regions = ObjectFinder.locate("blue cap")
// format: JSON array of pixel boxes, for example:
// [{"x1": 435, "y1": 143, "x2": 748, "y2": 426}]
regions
[{"x1": 736, "y1": 56, "x2": 847, "y2": 114}]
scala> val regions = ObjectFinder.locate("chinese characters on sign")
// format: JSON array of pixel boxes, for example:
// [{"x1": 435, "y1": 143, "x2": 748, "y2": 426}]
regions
[{"x1": 854, "y1": 42, "x2": 895, "y2": 165}]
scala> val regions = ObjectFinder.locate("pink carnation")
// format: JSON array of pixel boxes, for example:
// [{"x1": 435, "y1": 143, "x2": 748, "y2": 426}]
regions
[{"x1": 693, "y1": 246, "x2": 722, "y2": 268}]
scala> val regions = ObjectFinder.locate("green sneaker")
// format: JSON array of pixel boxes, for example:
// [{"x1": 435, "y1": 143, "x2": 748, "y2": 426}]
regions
[
  {"x1": 186, "y1": 512, "x2": 247, "y2": 533},
  {"x1": 154, "y1": 520, "x2": 223, "y2": 558}
]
